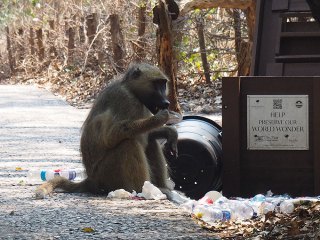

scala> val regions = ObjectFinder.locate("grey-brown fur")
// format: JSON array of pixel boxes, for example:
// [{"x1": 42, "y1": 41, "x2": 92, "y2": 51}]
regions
[{"x1": 35, "y1": 63, "x2": 178, "y2": 199}]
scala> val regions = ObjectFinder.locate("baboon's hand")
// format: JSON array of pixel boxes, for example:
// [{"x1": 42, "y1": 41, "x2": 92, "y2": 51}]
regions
[
  {"x1": 164, "y1": 139, "x2": 178, "y2": 159},
  {"x1": 154, "y1": 109, "x2": 170, "y2": 124}
]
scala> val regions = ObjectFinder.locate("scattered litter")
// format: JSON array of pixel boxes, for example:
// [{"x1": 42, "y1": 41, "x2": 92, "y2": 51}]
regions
[
  {"x1": 137, "y1": 181, "x2": 167, "y2": 200},
  {"x1": 182, "y1": 191, "x2": 320, "y2": 224},
  {"x1": 107, "y1": 189, "x2": 133, "y2": 199},
  {"x1": 82, "y1": 227, "x2": 94, "y2": 233},
  {"x1": 181, "y1": 190, "x2": 320, "y2": 238}
]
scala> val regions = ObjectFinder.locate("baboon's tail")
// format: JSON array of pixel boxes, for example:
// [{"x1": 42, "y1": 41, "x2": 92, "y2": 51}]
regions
[{"x1": 35, "y1": 176, "x2": 92, "y2": 199}]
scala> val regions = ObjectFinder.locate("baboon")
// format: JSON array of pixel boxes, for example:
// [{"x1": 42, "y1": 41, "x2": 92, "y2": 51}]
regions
[{"x1": 35, "y1": 63, "x2": 178, "y2": 200}]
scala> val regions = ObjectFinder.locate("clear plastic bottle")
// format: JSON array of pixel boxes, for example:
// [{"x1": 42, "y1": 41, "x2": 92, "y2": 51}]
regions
[
  {"x1": 27, "y1": 168, "x2": 86, "y2": 182},
  {"x1": 221, "y1": 208, "x2": 232, "y2": 221},
  {"x1": 250, "y1": 194, "x2": 267, "y2": 216},
  {"x1": 228, "y1": 200, "x2": 254, "y2": 220},
  {"x1": 193, "y1": 205, "x2": 224, "y2": 222},
  {"x1": 279, "y1": 200, "x2": 295, "y2": 214}
]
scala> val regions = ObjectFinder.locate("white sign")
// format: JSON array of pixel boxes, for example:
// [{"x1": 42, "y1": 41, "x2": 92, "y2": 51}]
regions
[{"x1": 247, "y1": 95, "x2": 309, "y2": 150}]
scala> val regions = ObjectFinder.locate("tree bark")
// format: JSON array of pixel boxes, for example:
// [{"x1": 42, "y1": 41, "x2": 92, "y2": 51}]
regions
[
  {"x1": 36, "y1": 28, "x2": 45, "y2": 61},
  {"x1": 232, "y1": 9, "x2": 242, "y2": 75},
  {"x1": 86, "y1": 13, "x2": 104, "y2": 68},
  {"x1": 29, "y1": 27, "x2": 35, "y2": 56},
  {"x1": 17, "y1": 28, "x2": 25, "y2": 62},
  {"x1": 86, "y1": 13, "x2": 98, "y2": 44},
  {"x1": 232, "y1": 9, "x2": 252, "y2": 76},
  {"x1": 156, "y1": 0, "x2": 180, "y2": 113},
  {"x1": 79, "y1": 17, "x2": 85, "y2": 43},
  {"x1": 6, "y1": 26, "x2": 15, "y2": 73},
  {"x1": 48, "y1": 20, "x2": 57, "y2": 58},
  {"x1": 134, "y1": 3, "x2": 147, "y2": 62},
  {"x1": 179, "y1": 0, "x2": 253, "y2": 16},
  {"x1": 110, "y1": 14, "x2": 126, "y2": 72},
  {"x1": 196, "y1": 16, "x2": 211, "y2": 83},
  {"x1": 67, "y1": 25, "x2": 75, "y2": 64}
]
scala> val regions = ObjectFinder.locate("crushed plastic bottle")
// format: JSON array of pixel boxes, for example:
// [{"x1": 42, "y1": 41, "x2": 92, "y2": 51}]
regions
[
  {"x1": 193, "y1": 205, "x2": 224, "y2": 222},
  {"x1": 228, "y1": 200, "x2": 254, "y2": 220},
  {"x1": 27, "y1": 168, "x2": 86, "y2": 182},
  {"x1": 138, "y1": 181, "x2": 167, "y2": 200},
  {"x1": 107, "y1": 189, "x2": 133, "y2": 199},
  {"x1": 280, "y1": 200, "x2": 295, "y2": 214}
]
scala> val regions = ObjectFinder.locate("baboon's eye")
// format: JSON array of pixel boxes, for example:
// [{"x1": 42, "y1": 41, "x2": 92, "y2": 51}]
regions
[{"x1": 153, "y1": 79, "x2": 167, "y2": 92}]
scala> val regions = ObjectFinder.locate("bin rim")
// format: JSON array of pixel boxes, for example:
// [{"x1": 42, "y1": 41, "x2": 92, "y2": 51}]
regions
[{"x1": 182, "y1": 115, "x2": 222, "y2": 131}]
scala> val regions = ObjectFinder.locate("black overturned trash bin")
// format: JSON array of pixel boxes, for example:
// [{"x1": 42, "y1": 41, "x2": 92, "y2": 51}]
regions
[{"x1": 167, "y1": 115, "x2": 223, "y2": 200}]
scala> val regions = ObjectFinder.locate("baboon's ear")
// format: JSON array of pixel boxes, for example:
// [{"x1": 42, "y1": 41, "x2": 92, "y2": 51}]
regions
[{"x1": 132, "y1": 67, "x2": 142, "y2": 79}]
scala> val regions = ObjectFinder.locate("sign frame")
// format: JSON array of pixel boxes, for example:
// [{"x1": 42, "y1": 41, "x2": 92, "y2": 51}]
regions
[{"x1": 247, "y1": 95, "x2": 309, "y2": 150}]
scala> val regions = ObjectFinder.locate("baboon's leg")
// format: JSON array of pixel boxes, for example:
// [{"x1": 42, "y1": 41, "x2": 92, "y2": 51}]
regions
[
  {"x1": 89, "y1": 109, "x2": 169, "y2": 149},
  {"x1": 146, "y1": 126, "x2": 178, "y2": 188},
  {"x1": 94, "y1": 140, "x2": 151, "y2": 193},
  {"x1": 145, "y1": 139, "x2": 170, "y2": 189}
]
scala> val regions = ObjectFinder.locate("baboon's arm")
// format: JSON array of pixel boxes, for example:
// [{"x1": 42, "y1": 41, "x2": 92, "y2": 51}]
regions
[
  {"x1": 148, "y1": 126, "x2": 178, "y2": 141},
  {"x1": 90, "y1": 109, "x2": 169, "y2": 149},
  {"x1": 148, "y1": 126, "x2": 178, "y2": 158}
]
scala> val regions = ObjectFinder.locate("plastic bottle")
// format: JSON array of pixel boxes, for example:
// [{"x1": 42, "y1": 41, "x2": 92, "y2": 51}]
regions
[
  {"x1": 279, "y1": 200, "x2": 295, "y2": 214},
  {"x1": 27, "y1": 168, "x2": 86, "y2": 182},
  {"x1": 228, "y1": 200, "x2": 254, "y2": 220},
  {"x1": 213, "y1": 197, "x2": 232, "y2": 221},
  {"x1": 221, "y1": 208, "x2": 232, "y2": 221},
  {"x1": 140, "y1": 181, "x2": 167, "y2": 200},
  {"x1": 193, "y1": 205, "x2": 224, "y2": 222},
  {"x1": 250, "y1": 194, "x2": 267, "y2": 216}
]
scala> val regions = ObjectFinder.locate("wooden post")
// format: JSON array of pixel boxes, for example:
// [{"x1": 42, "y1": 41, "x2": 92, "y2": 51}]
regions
[
  {"x1": 17, "y1": 28, "x2": 25, "y2": 62},
  {"x1": 156, "y1": 0, "x2": 180, "y2": 113},
  {"x1": 36, "y1": 28, "x2": 45, "y2": 61},
  {"x1": 110, "y1": 14, "x2": 126, "y2": 72},
  {"x1": 135, "y1": 3, "x2": 147, "y2": 62},
  {"x1": 196, "y1": 16, "x2": 211, "y2": 83},
  {"x1": 86, "y1": 13, "x2": 98, "y2": 45},
  {"x1": 48, "y1": 20, "x2": 57, "y2": 58},
  {"x1": 222, "y1": 77, "x2": 241, "y2": 197},
  {"x1": 5, "y1": 26, "x2": 15, "y2": 73},
  {"x1": 29, "y1": 27, "x2": 35, "y2": 56},
  {"x1": 79, "y1": 17, "x2": 86, "y2": 43},
  {"x1": 67, "y1": 24, "x2": 75, "y2": 64}
]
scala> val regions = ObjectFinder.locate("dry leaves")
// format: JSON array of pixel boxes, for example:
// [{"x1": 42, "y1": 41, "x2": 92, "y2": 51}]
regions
[{"x1": 192, "y1": 201, "x2": 320, "y2": 239}]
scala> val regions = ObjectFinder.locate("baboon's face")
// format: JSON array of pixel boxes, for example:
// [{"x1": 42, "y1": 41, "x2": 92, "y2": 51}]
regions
[
  {"x1": 144, "y1": 78, "x2": 170, "y2": 114},
  {"x1": 125, "y1": 65, "x2": 170, "y2": 115}
]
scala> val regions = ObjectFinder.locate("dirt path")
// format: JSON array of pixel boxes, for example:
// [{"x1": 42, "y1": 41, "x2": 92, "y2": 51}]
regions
[{"x1": 0, "y1": 85, "x2": 217, "y2": 239}]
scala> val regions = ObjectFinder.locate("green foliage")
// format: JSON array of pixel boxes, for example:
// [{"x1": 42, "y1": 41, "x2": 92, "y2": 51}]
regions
[
  {"x1": 31, "y1": 0, "x2": 40, "y2": 7},
  {"x1": 0, "y1": 0, "x2": 39, "y2": 26}
]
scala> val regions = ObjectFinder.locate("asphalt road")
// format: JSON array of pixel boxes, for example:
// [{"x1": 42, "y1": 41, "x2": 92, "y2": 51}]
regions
[{"x1": 0, "y1": 84, "x2": 218, "y2": 240}]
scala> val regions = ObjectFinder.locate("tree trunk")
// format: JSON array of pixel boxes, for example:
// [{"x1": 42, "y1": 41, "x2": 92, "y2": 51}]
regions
[
  {"x1": 79, "y1": 17, "x2": 86, "y2": 43},
  {"x1": 110, "y1": 14, "x2": 126, "y2": 72},
  {"x1": 6, "y1": 26, "x2": 15, "y2": 73},
  {"x1": 29, "y1": 27, "x2": 35, "y2": 56},
  {"x1": 66, "y1": 19, "x2": 76, "y2": 65},
  {"x1": 231, "y1": 2, "x2": 255, "y2": 76},
  {"x1": 86, "y1": 13, "x2": 104, "y2": 68},
  {"x1": 156, "y1": 0, "x2": 180, "y2": 113},
  {"x1": 134, "y1": 3, "x2": 147, "y2": 62},
  {"x1": 196, "y1": 16, "x2": 211, "y2": 83},
  {"x1": 17, "y1": 28, "x2": 25, "y2": 62},
  {"x1": 36, "y1": 28, "x2": 45, "y2": 61},
  {"x1": 232, "y1": 9, "x2": 243, "y2": 75},
  {"x1": 67, "y1": 25, "x2": 75, "y2": 64},
  {"x1": 48, "y1": 20, "x2": 57, "y2": 58},
  {"x1": 86, "y1": 13, "x2": 98, "y2": 44}
]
